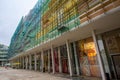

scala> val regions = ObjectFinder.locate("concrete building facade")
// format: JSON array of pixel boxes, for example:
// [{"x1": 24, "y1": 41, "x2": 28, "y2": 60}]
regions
[
  {"x1": 8, "y1": 0, "x2": 120, "y2": 80},
  {"x1": 0, "y1": 44, "x2": 8, "y2": 66}
]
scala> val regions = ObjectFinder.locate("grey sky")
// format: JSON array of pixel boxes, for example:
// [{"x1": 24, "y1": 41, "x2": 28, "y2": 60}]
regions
[{"x1": 0, "y1": 0, "x2": 38, "y2": 46}]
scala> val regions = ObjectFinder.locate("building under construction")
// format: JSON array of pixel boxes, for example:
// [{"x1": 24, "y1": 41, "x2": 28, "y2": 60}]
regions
[{"x1": 8, "y1": 0, "x2": 120, "y2": 80}]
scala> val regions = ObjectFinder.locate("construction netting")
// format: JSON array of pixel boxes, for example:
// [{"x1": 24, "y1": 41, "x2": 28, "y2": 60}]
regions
[{"x1": 9, "y1": 0, "x2": 105, "y2": 58}]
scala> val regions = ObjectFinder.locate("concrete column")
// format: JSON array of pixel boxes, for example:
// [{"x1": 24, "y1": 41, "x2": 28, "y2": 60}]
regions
[
  {"x1": 25, "y1": 56, "x2": 27, "y2": 69},
  {"x1": 34, "y1": 54, "x2": 37, "y2": 71},
  {"x1": 10, "y1": 60, "x2": 13, "y2": 68},
  {"x1": 48, "y1": 50, "x2": 51, "y2": 72},
  {"x1": 18, "y1": 57, "x2": 20, "y2": 69},
  {"x1": 15, "y1": 59, "x2": 17, "y2": 69},
  {"x1": 73, "y1": 42, "x2": 80, "y2": 75},
  {"x1": 21, "y1": 58, "x2": 22, "y2": 69},
  {"x1": 41, "y1": 51, "x2": 44, "y2": 72},
  {"x1": 20, "y1": 57, "x2": 22, "y2": 68},
  {"x1": 26, "y1": 56, "x2": 28, "y2": 69},
  {"x1": 14, "y1": 59, "x2": 16, "y2": 68},
  {"x1": 16, "y1": 59, "x2": 18, "y2": 69},
  {"x1": 51, "y1": 45, "x2": 55, "y2": 74},
  {"x1": 19, "y1": 57, "x2": 21, "y2": 69},
  {"x1": 16, "y1": 58, "x2": 19, "y2": 69},
  {"x1": 29, "y1": 54, "x2": 32, "y2": 70},
  {"x1": 92, "y1": 30, "x2": 106, "y2": 80},
  {"x1": 23, "y1": 57, "x2": 25, "y2": 69},
  {"x1": 13, "y1": 59, "x2": 15, "y2": 68},
  {"x1": 21, "y1": 57, "x2": 23, "y2": 69},
  {"x1": 27, "y1": 55, "x2": 29, "y2": 69},
  {"x1": 58, "y1": 47, "x2": 62, "y2": 73},
  {"x1": 12, "y1": 60, "x2": 14, "y2": 68},
  {"x1": 66, "y1": 40, "x2": 73, "y2": 76},
  {"x1": 39, "y1": 53, "x2": 41, "y2": 71}
]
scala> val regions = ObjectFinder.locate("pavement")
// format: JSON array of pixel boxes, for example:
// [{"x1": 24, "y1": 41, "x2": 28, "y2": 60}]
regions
[
  {"x1": 0, "y1": 67, "x2": 101, "y2": 80},
  {"x1": 0, "y1": 67, "x2": 76, "y2": 80}
]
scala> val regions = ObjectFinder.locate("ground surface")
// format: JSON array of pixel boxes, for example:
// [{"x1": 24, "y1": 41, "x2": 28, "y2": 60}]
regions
[{"x1": 0, "y1": 67, "x2": 76, "y2": 80}]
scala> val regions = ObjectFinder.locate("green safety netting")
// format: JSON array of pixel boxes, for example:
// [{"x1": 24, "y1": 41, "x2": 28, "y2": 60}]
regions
[{"x1": 8, "y1": 0, "x2": 81, "y2": 58}]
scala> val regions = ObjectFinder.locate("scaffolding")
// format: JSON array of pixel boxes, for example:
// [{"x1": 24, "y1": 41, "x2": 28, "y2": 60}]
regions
[
  {"x1": 8, "y1": 0, "x2": 119, "y2": 58},
  {"x1": 36, "y1": 0, "x2": 80, "y2": 44}
]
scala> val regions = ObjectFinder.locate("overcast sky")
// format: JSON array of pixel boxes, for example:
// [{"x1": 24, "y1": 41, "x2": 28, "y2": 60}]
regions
[{"x1": 0, "y1": 0, "x2": 38, "y2": 46}]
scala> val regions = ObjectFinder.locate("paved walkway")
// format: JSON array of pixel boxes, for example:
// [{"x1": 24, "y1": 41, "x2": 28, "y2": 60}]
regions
[
  {"x1": 0, "y1": 67, "x2": 101, "y2": 80},
  {"x1": 0, "y1": 67, "x2": 74, "y2": 80}
]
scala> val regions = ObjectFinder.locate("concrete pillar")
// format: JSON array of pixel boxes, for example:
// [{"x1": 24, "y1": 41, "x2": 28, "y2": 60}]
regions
[
  {"x1": 58, "y1": 47, "x2": 62, "y2": 73},
  {"x1": 15, "y1": 59, "x2": 17, "y2": 68},
  {"x1": 34, "y1": 54, "x2": 37, "y2": 71},
  {"x1": 11, "y1": 60, "x2": 13, "y2": 68},
  {"x1": 25, "y1": 56, "x2": 27, "y2": 69},
  {"x1": 19, "y1": 57, "x2": 21, "y2": 69},
  {"x1": 51, "y1": 45, "x2": 55, "y2": 74},
  {"x1": 29, "y1": 54, "x2": 32, "y2": 70},
  {"x1": 66, "y1": 40, "x2": 73, "y2": 76},
  {"x1": 15, "y1": 59, "x2": 17, "y2": 69},
  {"x1": 10, "y1": 60, "x2": 13, "y2": 68},
  {"x1": 18, "y1": 57, "x2": 20, "y2": 69},
  {"x1": 41, "y1": 51, "x2": 44, "y2": 72},
  {"x1": 73, "y1": 42, "x2": 80, "y2": 75},
  {"x1": 12, "y1": 60, "x2": 14, "y2": 68},
  {"x1": 17, "y1": 58, "x2": 18, "y2": 68},
  {"x1": 48, "y1": 50, "x2": 51, "y2": 72},
  {"x1": 92, "y1": 30, "x2": 106, "y2": 80},
  {"x1": 21, "y1": 56, "x2": 23, "y2": 69},
  {"x1": 27, "y1": 55, "x2": 29, "y2": 69},
  {"x1": 39, "y1": 53, "x2": 41, "y2": 71},
  {"x1": 16, "y1": 59, "x2": 18, "y2": 69},
  {"x1": 26, "y1": 56, "x2": 28, "y2": 69},
  {"x1": 23, "y1": 57, "x2": 25, "y2": 69}
]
